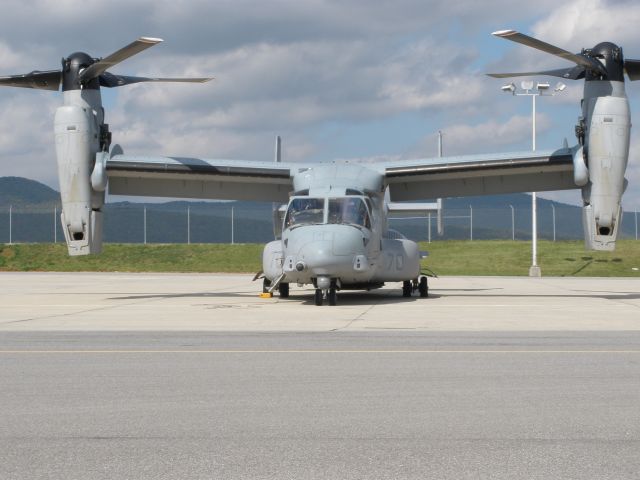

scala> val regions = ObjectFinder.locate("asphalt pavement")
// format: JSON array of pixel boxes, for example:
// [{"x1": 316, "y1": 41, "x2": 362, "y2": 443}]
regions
[{"x1": 2, "y1": 330, "x2": 640, "y2": 479}]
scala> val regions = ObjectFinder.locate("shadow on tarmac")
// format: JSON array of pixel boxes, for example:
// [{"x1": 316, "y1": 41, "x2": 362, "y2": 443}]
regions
[{"x1": 108, "y1": 286, "x2": 640, "y2": 304}]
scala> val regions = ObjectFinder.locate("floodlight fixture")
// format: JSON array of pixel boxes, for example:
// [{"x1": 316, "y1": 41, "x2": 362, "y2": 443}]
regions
[
  {"x1": 536, "y1": 82, "x2": 550, "y2": 91},
  {"x1": 501, "y1": 83, "x2": 516, "y2": 93},
  {"x1": 521, "y1": 80, "x2": 534, "y2": 91},
  {"x1": 555, "y1": 82, "x2": 567, "y2": 92}
]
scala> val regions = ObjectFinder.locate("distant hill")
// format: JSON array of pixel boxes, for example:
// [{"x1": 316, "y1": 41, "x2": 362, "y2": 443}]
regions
[
  {"x1": 1, "y1": 176, "x2": 637, "y2": 243},
  {"x1": 0, "y1": 177, "x2": 60, "y2": 207}
]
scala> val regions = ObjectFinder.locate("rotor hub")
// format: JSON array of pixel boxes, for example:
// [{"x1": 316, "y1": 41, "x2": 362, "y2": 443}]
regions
[
  {"x1": 585, "y1": 42, "x2": 624, "y2": 82},
  {"x1": 62, "y1": 52, "x2": 100, "y2": 91}
]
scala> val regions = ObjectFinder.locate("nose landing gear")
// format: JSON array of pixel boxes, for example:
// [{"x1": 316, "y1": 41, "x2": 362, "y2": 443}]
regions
[
  {"x1": 313, "y1": 278, "x2": 338, "y2": 306},
  {"x1": 402, "y1": 276, "x2": 429, "y2": 298},
  {"x1": 314, "y1": 286, "x2": 338, "y2": 306}
]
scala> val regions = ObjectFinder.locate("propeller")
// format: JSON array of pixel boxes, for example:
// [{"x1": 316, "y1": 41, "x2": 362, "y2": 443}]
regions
[
  {"x1": 487, "y1": 29, "x2": 640, "y2": 82},
  {"x1": 0, "y1": 37, "x2": 212, "y2": 92}
]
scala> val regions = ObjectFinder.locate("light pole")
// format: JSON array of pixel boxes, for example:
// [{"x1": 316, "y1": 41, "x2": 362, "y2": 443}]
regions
[{"x1": 501, "y1": 80, "x2": 566, "y2": 277}]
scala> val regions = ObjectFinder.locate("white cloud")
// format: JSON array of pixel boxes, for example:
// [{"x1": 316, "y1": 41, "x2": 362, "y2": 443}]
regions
[
  {"x1": 532, "y1": 0, "x2": 640, "y2": 50},
  {"x1": 0, "y1": 0, "x2": 637, "y2": 213},
  {"x1": 409, "y1": 114, "x2": 551, "y2": 157}
]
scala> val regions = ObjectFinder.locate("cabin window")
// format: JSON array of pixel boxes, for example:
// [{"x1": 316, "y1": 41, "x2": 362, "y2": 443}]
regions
[
  {"x1": 327, "y1": 197, "x2": 371, "y2": 229},
  {"x1": 284, "y1": 197, "x2": 325, "y2": 227}
]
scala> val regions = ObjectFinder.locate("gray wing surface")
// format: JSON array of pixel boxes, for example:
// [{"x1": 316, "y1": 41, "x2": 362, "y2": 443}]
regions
[
  {"x1": 106, "y1": 154, "x2": 293, "y2": 202},
  {"x1": 381, "y1": 148, "x2": 576, "y2": 201}
]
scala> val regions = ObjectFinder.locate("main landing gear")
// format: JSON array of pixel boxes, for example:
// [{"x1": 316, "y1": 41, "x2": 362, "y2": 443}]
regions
[
  {"x1": 403, "y1": 276, "x2": 429, "y2": 298},
  {"x1": 262, "y1": 278, "x2": 290, "y2": 298}
]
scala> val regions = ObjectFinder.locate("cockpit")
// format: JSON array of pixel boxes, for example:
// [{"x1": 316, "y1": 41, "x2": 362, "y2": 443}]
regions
[{"x1": 284, "y1": 196, "x2": 372, "y2": 229}]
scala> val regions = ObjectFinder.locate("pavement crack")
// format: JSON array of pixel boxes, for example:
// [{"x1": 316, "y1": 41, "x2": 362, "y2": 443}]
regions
[
  {"x1": 329, "y1": 290, "x2": 396, "y2": 332},
  {"x1": 1, "y1": 298, "x2": 160, "y2": 326}
]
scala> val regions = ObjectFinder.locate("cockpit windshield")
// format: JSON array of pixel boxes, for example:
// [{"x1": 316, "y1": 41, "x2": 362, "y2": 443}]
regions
[
  {"x1": 284, "y1": 197, "x2": 325, "y2": 228},
  {"x1": 328, "y1": 197, "x2": 371, "y2": 229}
]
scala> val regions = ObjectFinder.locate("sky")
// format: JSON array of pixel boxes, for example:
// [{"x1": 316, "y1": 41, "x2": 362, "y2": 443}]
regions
[{"x1": 0, "y1": 0, "x2": 639, "y2": 209}]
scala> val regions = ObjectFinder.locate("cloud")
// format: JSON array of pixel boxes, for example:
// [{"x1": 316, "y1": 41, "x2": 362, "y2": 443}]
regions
[
  {"x1": 409, "y1": 114, "x2": 551, "y2": 157},
  {"x1": 532, "y1": 0, "x2": 640, "y2": 50},
  {"x1": 0, "y1": 0, "x2": 637, "y2": 214}
]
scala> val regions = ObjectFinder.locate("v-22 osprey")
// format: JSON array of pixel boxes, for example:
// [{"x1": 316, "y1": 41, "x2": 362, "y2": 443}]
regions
[{"x1": 0, "y1": 30, "x2": 637, "y2": 305}]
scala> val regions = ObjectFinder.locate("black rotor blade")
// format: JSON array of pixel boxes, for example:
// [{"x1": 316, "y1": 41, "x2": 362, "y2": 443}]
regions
[
  {"x1": 79, "y1": 37, "x2": 163, "y2": 83},
  {"x1": 624, "y1": 59, "x2": 640, "y2": 81},
  {"x1": 487, "y1": 66, "x2": 585, "y2": 80},
  {"x1": 493, "y1": 29, "x2": 607, "y2": 76},
  {"x1": 0, "y1": 70, "x2": 61, "y2": 91},
  {"x1": 99, "y1": 72, "x2": 213, "y2": 88}
]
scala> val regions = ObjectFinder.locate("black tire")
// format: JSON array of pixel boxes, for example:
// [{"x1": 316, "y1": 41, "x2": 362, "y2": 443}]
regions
[
  {"x1": 314, "y1": 289, "x2": 323, "y2": 306},
  {"x1": 279, "y1": 282, "x2": 290, "y2": 298},
  {"x1": 402, "y1": 280, "x2": 412, "y2": 298},
  {"x1": 328, "y1": 288, "x2": 337, "y2": 306},
  {"x1": 262, "y1": 278, "x2": 271, "y2": 293},
  {"x1": 419, "y1": 276, "x2": 428, "y2": 298}
]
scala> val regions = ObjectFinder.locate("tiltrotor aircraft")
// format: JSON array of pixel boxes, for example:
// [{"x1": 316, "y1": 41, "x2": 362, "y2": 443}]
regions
[{"x1": 0, "y1": 30, "x2": 637, "y2": 305}]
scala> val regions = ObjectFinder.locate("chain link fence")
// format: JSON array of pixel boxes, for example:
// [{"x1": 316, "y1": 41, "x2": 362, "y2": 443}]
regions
[{"x1": 1, "y1": 203, "x2": 638, "y2": 244}]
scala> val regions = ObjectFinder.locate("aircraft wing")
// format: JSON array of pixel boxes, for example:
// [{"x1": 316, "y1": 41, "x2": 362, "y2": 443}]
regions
[
  {"x1": 105, "y1": 153, "x2": 294, "y2": 202},
  {"x1": 380, "y1": 147, "x2": 576, "y2": 201}
]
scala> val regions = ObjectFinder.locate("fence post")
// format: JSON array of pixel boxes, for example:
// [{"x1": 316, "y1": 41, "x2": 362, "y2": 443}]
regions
[
  {"x1": 469, "y1": 205, "x2": 473, "y2": 241},
  {"x1": 231, "y1": 206, "x2": 235, "y2": 244},
  {"x1": 187, "y1": 206, "x2": 191, "y2": 244},
  {"x1": 9, "y1": 205, "x2": 12, "y2": 245},
  {"x1": 428, "y1": 212, "x2": 431, "y2": 243},
  {"x1": 143, "y1": 206, "x2": 147, "y2": 245},
  {"x1": 509, "y1": 205, "x2": 514, "y2": 241},
  {"x1": 54, "y1": 206, "x2": 57, "y2": 243},
  {"x1": 636, "y1": 210, "x2": 638, "y2": 240},
  {"x1": 551, "y1": 204, "x2": 556, "y2": 242}
]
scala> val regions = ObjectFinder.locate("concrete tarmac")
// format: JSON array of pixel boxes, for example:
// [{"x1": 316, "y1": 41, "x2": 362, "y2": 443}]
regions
[
  {"x1": 1, "y1": 273, "x2": 640, "y2": 479},
  {"x1": 1, "y1": 272, "x2": 639, "y2": 331}
]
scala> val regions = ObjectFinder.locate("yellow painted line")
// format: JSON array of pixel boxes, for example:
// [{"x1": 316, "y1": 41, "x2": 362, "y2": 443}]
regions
[{"x1": 0, "y1": 350, "x2": 639, "y2": 354}]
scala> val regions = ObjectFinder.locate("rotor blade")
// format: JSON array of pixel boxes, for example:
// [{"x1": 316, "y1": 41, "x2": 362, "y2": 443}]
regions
[
  {"x1": 0, "y1": 70, "x2": 61, "y2": 91},
  {"x1": 624, "y1": 59, "x2": 640, "y2": 81},
  {"x1": 487, "y1": 66, "x2": 585, "y2": 80},
  {"x1": 492, "y1": 29, "x2": 607, "y2": 75},
  {"x1": 99, "y1": 72, "x2": 213, "y2": 88},
  {"x1": 79, "y1": 37, "x2": 163, "y2": 83}
]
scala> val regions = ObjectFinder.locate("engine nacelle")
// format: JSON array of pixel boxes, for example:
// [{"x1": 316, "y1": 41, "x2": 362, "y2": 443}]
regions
[
  {"x1": 581, "y1": 90, "x2": 630, "y2": 251},
  {"x1": 54, "y1": 102, "x2": 104, "y2": 255},
  {"x1": 262, "y1": 240, "x2": 284, "y2": 281}
]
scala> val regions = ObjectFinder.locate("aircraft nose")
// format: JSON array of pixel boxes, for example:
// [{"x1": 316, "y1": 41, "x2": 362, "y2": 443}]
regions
[
  {"x1": 331, "y1": 227, "x2": 366, "y2": 256},
  {"x1": 282, "y1": 226, "x2": 368, "y2": 278}
]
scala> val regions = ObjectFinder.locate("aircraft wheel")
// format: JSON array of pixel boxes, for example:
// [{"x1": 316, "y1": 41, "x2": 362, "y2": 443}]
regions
[
  {"x1": 402, "y1": 280, "x2": 412, "y2": 297},
  {"x1": 419, "y1": 276, "x2": 428, "y2": 298},
  {"x1": 279, "y1": 282, "x2": 290, "y2": 298},
  {"x1": 328, "y1": 288, "x2": 337, "y2": 306},
  {"x1": 262, "y1": 278, "x2": 271, "y2": 293},
  {"x1": 314, "y1": 289, "x2": 323, "y2": 306}
]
